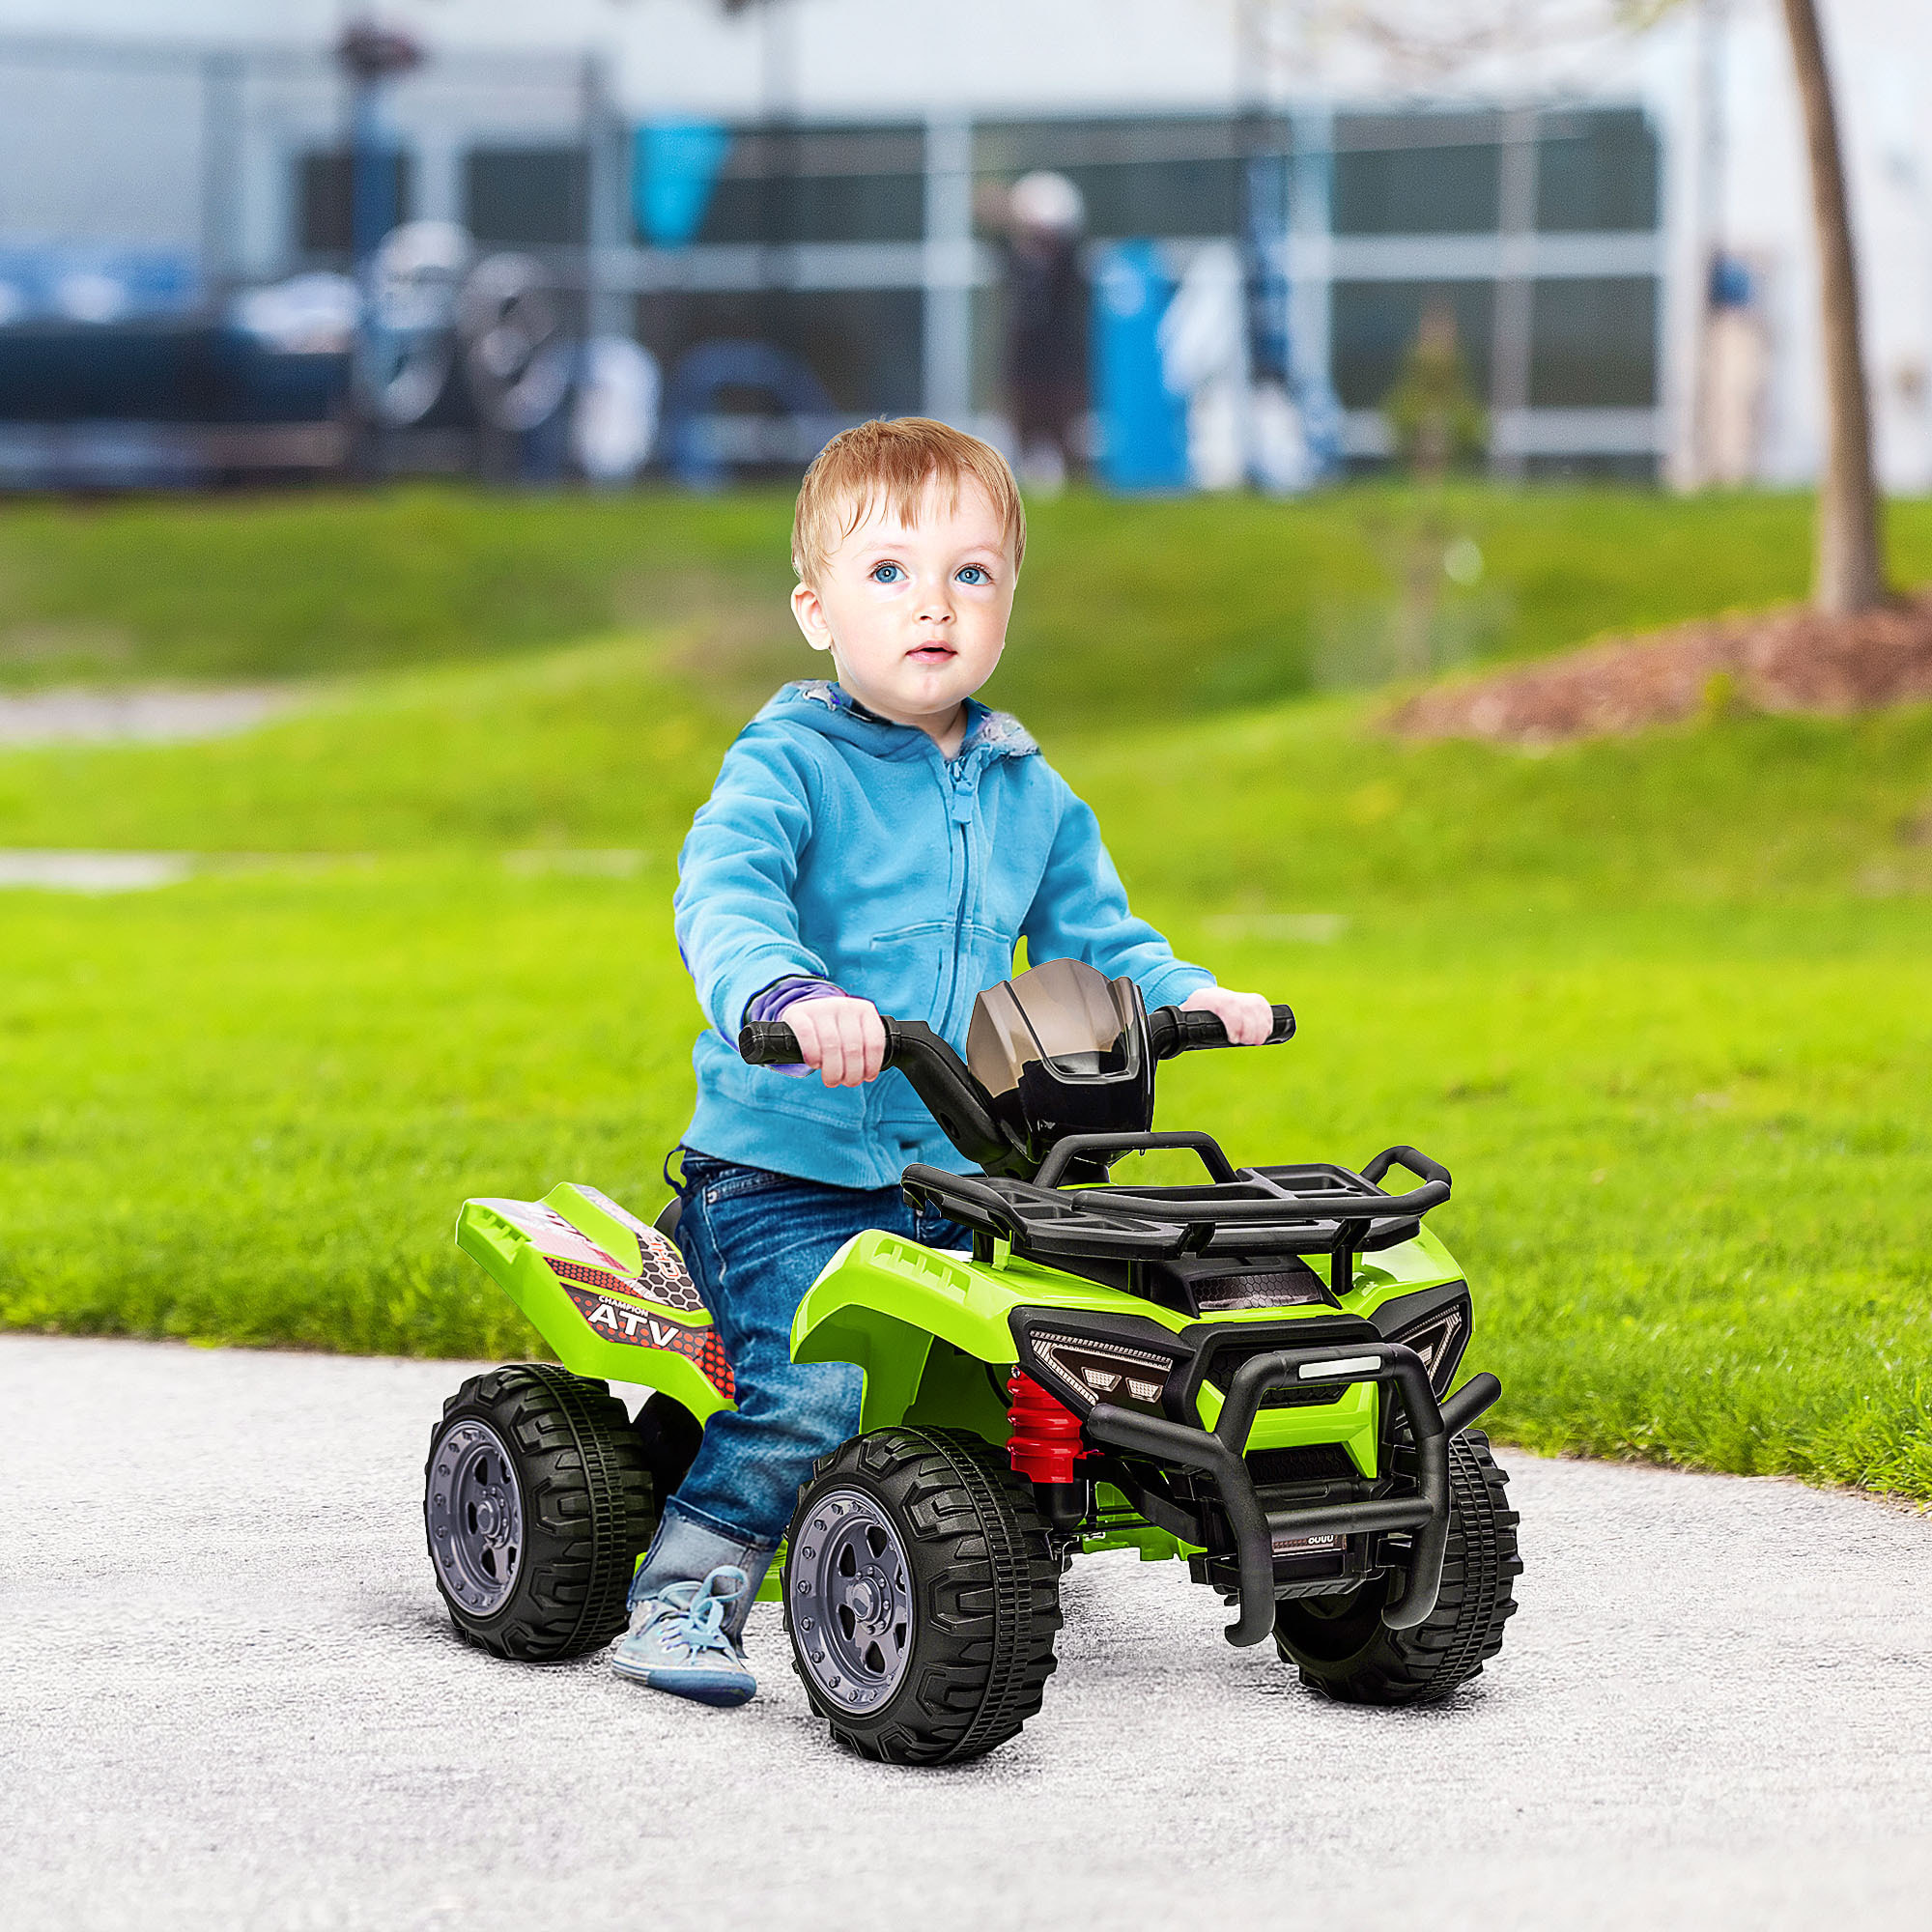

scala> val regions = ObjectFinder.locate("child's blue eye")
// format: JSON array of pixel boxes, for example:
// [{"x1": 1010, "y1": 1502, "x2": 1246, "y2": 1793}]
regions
[
  {"x1": 869, "y1": 562, "x2": 905, "y2": 584},
  {"x1": 956, "y1": 565, "x2": 990, "y2": 585}
]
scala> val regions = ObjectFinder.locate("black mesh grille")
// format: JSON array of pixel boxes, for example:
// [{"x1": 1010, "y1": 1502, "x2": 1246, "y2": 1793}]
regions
[
  {"x1": 1205, "y1": 1337, "x2": 1347, "y2": 1408},
  {"x1": 1246, "y1": 1443, "x2": 1358, "y2": 1486},
  {"x1": 1191, "y1": 1266, "x2": 1327, "y2": 1313}
]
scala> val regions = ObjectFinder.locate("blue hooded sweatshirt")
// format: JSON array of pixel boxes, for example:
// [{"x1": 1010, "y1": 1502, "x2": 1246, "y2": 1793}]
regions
[{"x1": 674, "y1": 680, "x2": 1212, "y2": 1188}]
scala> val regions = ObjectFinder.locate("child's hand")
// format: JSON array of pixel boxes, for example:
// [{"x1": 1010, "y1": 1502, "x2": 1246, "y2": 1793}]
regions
[
  {"x1": 787, "y1": 994, "x2": 889, "y2": 1087},
  {"x1": 1180, "y1": 985, "x2": 1277, "y2": 1046}
]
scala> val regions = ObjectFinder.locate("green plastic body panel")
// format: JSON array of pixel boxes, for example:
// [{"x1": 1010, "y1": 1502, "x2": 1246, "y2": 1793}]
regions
[
  {"x1": 457, "y1": 1178, "x2": 1468, "y2": 1597},
  {"x1": 792, "y1": 1222, "x2": 1470, "y2": 1484},
  {"x1": 455, "y1": 1185, "x2": 734, "y2": 1424},
  {"x1": 1083, "y1": 1485, "x2": 1202, "y2": 1562}
]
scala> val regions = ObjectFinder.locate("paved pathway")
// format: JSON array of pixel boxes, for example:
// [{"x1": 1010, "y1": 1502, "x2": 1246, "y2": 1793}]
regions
[
  {"x1": 0, "y1": 686, "x2": 284, "y2": 747},
  {"x1": 4, "y1": 1334, "x2": 1929, "y2": 1931}
]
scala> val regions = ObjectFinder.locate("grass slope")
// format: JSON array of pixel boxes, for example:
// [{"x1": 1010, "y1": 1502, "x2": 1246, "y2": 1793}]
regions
[
  {"x1": 7, "y1": 483, "x2": 1932, "y2": 719},
  {"x1": 2, "y1": 584, "x2": 1929, "y2": 1496},
  {"x1": 0, "y1": 638, "x2": 719, "y2": 852}
]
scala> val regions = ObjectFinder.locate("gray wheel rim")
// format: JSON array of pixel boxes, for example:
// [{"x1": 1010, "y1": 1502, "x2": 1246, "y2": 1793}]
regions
[
  {"x1": 426, "y1": 1417, "x2": 525, "y2": 1617},
  {"x1": 787, "y1": 1488, "x2": 915, "y2": 1714}
]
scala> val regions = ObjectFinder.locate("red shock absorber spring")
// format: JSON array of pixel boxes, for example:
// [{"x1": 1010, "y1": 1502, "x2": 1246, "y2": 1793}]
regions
[{"x1": 1006, "y1": 1371, "x2": 1089, "y2": 1483}]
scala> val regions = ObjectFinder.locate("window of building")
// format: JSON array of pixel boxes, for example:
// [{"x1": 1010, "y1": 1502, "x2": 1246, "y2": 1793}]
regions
[
  {"x1": 1536, "y1": 108, "x2": 1659, "y2": 234},
  {"x1": 636, "y1": 287, "x2": 923, "y2": 417},
  {"x1": 1528, "y1": 276, "x2": 1656, "y2": 406},
  {"x1": 1332, "y1": 114, "x2": 1501, "y2": 236},
  {"x1": 975, "y1": 117, "x2": 1288, "y2": 241},
  {"x1": 465, "y1": 147, "x2": 587, "y2": 247},
  {"x1": 1525, "y1": 452, "x2": 1660, "y2": 481},
  {"x1": 297, "y1": 149, "x2": 413, "y2": 256},
  {"x1": 685, "y1": 126, "x2": 925, "y2": 244},
  {"x1": 1330, "y1": 280, "x2": 1495, "y2": 411}
]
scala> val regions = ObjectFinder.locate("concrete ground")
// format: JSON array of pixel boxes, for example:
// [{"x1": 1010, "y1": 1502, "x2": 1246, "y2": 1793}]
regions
[
  {"x1": 4, "y1": 1332, "x2": 1929, "y2": 1932},
  {"x1": 0, "y1": 686, "x2": 284, "y2": 747}
]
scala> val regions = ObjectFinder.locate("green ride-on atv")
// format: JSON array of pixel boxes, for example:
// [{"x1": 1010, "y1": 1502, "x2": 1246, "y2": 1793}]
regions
[{"x1": 426, "y1": 958, "x2": 1521, "y2": 1764}]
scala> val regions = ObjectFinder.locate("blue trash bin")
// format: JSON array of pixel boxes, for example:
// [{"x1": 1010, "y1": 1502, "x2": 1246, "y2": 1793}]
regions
[{"x1": 1091, "y1": 241, "x2": 1186, "y2": 494}]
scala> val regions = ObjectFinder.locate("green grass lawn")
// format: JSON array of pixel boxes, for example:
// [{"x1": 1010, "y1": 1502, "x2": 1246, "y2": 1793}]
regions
[
  {"x1": 7, "y1": 481, "x2": 1932, "y2": 716},
  {"x1": 1, "y1": 485, "x2": 1929, "y2": 1498}
]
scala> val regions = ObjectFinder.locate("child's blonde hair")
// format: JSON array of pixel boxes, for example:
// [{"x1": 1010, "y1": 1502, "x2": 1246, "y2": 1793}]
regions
[{"x1": 792, "y1": 416, "x2": 1027, "y2": 586}]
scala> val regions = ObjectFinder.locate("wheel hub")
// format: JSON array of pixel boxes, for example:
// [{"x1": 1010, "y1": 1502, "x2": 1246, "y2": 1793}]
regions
[
  {"x1": 787, "y1": 1489, "x2": 914, "y2": 1713},
  {"x1": 843, "y1": 1569, "x2": 898, "y2": 1629},
  {"x1": 426, "y1": 1417, "x2": 525, "y2": 1616}
]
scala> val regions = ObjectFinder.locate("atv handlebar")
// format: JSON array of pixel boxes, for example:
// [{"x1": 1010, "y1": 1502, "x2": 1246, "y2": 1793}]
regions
[
  {"x1": 737, "y1": 1001, "x2": 1294, "y2": 1073},
  {"x1": 738, "y1": 1015, "x2": 1013, "y2": 1171},
  {"x1": 737, "y1": 999, "x2": 1294, "y2": 1179}
]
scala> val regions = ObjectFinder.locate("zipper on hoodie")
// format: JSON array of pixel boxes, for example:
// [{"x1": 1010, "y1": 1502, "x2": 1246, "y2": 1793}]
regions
[{"x1": 940, "y1": 742, "x2": 980, "y2": 1039}]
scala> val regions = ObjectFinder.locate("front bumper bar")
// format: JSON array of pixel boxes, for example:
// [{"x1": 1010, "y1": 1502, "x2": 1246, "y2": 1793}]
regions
[{"x1": 1083, "y1": 1344, "x2": 1501, "y2": 1647}]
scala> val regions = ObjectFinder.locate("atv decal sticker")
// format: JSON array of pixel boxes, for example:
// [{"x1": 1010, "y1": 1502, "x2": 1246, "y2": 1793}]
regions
[
  {"x1": 549, "y1": 1257, "x2": 652, "y2": 1300},
  {"x1": 546, "y1": 1253, "x2": 708, "y2": 1319},
  {"x1": 628, "y1": 1231, "x2": 707, "y2": 1314},
  {"x1": 561, "y1": 1286, "x2": 736, "y2": 1399},
  {"x1": 480, "y1": 1191, "x2": 712, "y2": 1317}
]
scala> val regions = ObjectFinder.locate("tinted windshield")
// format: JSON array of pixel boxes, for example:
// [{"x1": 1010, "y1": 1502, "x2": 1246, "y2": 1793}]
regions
[{"x1": 966, "y1": 958, "x2": 1137, "y2": 1096}]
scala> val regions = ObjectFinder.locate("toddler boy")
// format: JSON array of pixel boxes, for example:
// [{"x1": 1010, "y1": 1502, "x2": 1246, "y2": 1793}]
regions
[{"x1": 612, "y1": 417, "x2": 1272, "y2": 1705}]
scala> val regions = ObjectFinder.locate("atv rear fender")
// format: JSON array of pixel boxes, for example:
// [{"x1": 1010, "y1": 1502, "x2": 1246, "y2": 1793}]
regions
[{"x1": 456, "y1": 1184, "x2": 735, "y2": 1423}]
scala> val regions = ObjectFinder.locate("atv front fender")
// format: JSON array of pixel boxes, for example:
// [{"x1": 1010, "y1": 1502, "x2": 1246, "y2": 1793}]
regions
[{"x1": 790, "y1": 1231, "x2": 1028, "y2": 1433}]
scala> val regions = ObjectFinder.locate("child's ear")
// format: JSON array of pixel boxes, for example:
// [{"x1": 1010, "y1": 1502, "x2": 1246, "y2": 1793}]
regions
[{"x1": 790, "y1": 582, "x2": 834, "y2": 652}]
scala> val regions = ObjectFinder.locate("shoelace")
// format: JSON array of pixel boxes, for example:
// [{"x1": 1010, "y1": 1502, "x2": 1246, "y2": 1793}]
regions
[{"x1": 644, "y1": 1567, "x2": 746, "y2": 1663}]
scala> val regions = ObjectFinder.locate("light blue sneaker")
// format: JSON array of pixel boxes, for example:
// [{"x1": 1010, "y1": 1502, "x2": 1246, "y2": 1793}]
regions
[{"x1": 611, "y1": 1566, "x2": 756, "y2": 1707}]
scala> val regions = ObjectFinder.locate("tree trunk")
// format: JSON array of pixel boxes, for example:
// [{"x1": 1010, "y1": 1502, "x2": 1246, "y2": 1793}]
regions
[{"x1": 1779, "y1": 0, "x2": 1887, "y2": 613}]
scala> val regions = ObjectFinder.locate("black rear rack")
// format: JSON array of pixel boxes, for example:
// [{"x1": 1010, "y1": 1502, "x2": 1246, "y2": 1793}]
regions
[{"x1": 902, "y1": 1134, "x2": 1450, "y2": 1301}]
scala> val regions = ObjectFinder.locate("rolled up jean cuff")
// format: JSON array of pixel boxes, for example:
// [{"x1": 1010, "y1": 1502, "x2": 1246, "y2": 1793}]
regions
[{"x1": 629, "y1": 1496, "x2": 777, "y2": 1640}]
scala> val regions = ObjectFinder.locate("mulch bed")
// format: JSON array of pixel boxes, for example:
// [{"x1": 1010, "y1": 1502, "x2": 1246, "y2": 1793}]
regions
[{"x1": 1387, "y1": 590, "x2": 1932, "y2": 746}]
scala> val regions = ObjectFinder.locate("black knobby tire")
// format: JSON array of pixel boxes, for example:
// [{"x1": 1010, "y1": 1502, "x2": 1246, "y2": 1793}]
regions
[
  {"x1": 1275, "y1": 1430, "x2": 1521, "y2": 1706},
  {"x1": 424, "y1": 1363, "x2": 656, "y2": 1662},
  {"x1": 783, "y1": 1426, "x2": 1062, "y2": 1766}
]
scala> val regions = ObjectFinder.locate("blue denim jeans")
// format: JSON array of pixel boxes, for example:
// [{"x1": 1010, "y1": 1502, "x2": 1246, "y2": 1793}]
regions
[{"x1": 629, "y1": 1151, "x2": 965, "y2": 1629}]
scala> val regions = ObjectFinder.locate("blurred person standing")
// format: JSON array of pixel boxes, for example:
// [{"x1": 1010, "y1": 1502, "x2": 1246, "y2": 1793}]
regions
[{"x1": 1005, "y1": 171, "x2": 1090, "y2": 490}]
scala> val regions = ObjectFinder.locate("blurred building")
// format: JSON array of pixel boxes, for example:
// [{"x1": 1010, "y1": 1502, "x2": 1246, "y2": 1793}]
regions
[{"x1": 0, "y1": 0, "x2": 1924, "y2": 492}]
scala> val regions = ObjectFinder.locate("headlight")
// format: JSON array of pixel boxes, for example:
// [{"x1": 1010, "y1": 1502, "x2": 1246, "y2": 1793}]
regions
[
  {"x1": 1028, "y1": 1331, "x2": 1179, "y2": 1412},
  {"x1": 1391, "y1": 1305, "x2": 1466, "y2": 1395}
]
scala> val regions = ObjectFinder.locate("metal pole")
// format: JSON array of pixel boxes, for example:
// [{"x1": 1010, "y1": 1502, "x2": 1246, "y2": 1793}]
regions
[
  {"x1": 922, "y1": 114, "x2": 974, "y2": 424},
  {"x1": 199, "y1": 50, "x2": 243, "y2": 297},
  {"x1": 757, "y1": 0, "x2": 799, "y2": 317},
  {"x1": 1488, "y1": 106, "x2": 1539, "y2": 483},
  {"x1": 1690, "y1": 0, "x2": 1731, "y2": 485},
  {"x1": 340, "y1": 20, "x2": 419, "y2": 266},
  {"x1": 349, "y1": 77, "x2": 394, "y2": 265},
  {"x1": 1287, "y1": 102, "x2": 1338, "y2": 474},
  {"x1": 1234, "y1": 0, "x2": 1267, "y2": 486},
  {"x1": 582, "y1": 48, "x2": 627, "y2": 339}
]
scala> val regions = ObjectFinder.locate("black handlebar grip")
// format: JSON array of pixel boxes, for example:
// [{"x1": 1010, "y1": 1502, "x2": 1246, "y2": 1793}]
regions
[
  {"x1": 1171, "y1": 1009, "x2": 1231, "y2": 1049},
  {"x1": 1161, "y1": 1003, "x2": 1296, "y2": 1053},
  {"x1": 737, "y1": 1020, "x2": 807, "y2": 1065}
]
